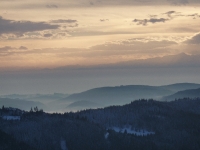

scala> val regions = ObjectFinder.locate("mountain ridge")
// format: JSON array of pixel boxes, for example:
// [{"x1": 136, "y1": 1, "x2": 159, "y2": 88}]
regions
[
  {"x1": 162, "y1": 88, "x2": 200, "y2": 101},
  {"x1": 57, "y1": 83, "x2": 200, "y2": 111}
]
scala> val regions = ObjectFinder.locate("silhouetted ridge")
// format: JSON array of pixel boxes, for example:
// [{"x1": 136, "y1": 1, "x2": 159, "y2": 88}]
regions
[
  {"x1": 160, "y1": 83, "x2": 200, "y2": 92},
  {"x1": 63, "y1": 85, "x2": 173, "y2": 106},
  {"x1": 163, "y1": 88, "x2": 200, "y2": 101}
]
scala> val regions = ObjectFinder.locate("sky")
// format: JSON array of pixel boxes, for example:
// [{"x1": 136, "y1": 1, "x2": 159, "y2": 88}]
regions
[{"x1": 0, "y1": 0, "x2": 200, "y2": 94}]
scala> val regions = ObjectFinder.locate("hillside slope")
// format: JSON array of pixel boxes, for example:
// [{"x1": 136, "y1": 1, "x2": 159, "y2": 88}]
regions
[
  {"x1": 63, "y1": 85, "x2": 173, "y2": 106},
  {"x1": 0, "y1": 98, "x2": 46, "y2": 111},
  {"x1": 160, "y1": 83, "x2": 200, "y2": 92},
  {"x1": 162, "y1": 88, "x2": 200, "y2": 101}
]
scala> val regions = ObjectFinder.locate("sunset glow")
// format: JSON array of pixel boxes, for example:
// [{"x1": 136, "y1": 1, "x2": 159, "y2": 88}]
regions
[{"x1": 1, "y1": 0, "x2": 200, "y2": 94}]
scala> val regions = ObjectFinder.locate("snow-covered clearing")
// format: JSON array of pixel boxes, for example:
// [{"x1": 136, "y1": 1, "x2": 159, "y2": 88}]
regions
[
  {"x1": 2, "y1": 116, "x2": 20, "y2": 121},
  {"x1": 104, "y1": 132, "x2": 109, "y2": 139},
  {"x1": 60, "y1": 139, "x2": 68, "y2": 150},
  {"x1": 108, "y1": 127, "x2": 155, "y2": 136}
]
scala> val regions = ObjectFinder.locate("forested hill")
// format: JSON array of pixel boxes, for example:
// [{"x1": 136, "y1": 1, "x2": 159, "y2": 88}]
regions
[
  {"x1": 1, "y1": 83, "x2": 200, "y2": 112},
  {"x1": 162, "y1": 88, "x2": 200, "y2": 101},
  {"x1": 1, "y1": 98, "x2": 200, "y2": 150},
  {"x1": 58, "y1": 83, "x2": 200, "y2": 111},
  {"x1": 75, "y1": 98, "x2": 200, "y2": 127},
  {"x1": 159, "y1": 83, "x2": 200, "y2": 92},
  {"x1": 0, "y1": 129, "x2": 36, "y2": 150},
  {"x1": 63, "y1": 85, "x2": 173, "y2": 105}
]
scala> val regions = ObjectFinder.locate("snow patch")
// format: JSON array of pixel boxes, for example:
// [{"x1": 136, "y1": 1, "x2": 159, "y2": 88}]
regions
[
  {"x1": 104, "y1": 132, "x2": 109, "y2": 139},
  {"x1": 108, "y1": 127, "x2": 155, "y2": 136},
  {"x1": 60, "y1": 139, "x2": 68, "y2": 150},
  {"x1": 2, "y1": 116, "x2": 20, "y2": 121}
]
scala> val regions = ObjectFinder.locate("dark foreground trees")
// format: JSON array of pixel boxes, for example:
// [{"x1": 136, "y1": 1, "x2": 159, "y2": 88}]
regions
[{"x1": 0, "y1": 98, "x2": 200, "y2": 150}]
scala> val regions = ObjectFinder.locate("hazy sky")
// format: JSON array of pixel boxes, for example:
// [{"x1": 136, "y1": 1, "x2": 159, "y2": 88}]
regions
[{"x1": 0, "y1": 0, "x2": 200, "y2": 94}]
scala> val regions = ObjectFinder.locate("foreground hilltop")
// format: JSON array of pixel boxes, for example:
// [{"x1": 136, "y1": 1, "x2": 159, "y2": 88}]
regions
[{"x1": 1, "y1": 98, "x2": 200, "y2": 150}]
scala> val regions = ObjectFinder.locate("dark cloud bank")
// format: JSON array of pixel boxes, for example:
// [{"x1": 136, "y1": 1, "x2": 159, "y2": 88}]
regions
[
  {"x1": 133, "y1": 11, "x2": 200, "y2": 26},
  {"x1": 0, "y1": 16, "x2": 59, "y2": 35},
  {"x1": 133, "y1": 18, "x2": 169, "y2": 26}
]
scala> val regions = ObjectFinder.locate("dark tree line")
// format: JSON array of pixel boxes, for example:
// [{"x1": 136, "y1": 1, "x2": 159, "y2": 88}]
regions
[{"x1": 0, "y1": 98, "x2": 200, "y2": 150}]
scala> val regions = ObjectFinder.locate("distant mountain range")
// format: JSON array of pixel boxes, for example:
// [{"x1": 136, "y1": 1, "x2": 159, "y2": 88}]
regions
[
  {"x1": 160, "y1": 83, "x2": 200, "y2": 92},
  {"x1": 1, "y1": 83, "x2": 200, "y2": 112},
  {"x1": 61, "y1": 83, "x2": 200, "y2": 111},
  {"x1": 0, "y1": 93, "x2": 68, "y2": 103},
  {"x1": 0, "y1": 98, "x2": 46, "y2": 111},
  {"x1": 66, "y1": 101, "x2": 103, "y2": 111},
  {"x1": 162, "y1": 88, "x2": 200, "y2": 101},
  {"x1": 63, "y1": 85, "x2": 173, "y2": 105},
  {"x1": 0, "y1": 93, "x2": 69, "y2": 112}
]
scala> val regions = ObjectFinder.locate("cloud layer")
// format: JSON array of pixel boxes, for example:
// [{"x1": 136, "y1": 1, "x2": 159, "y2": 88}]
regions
[
  {"x1": 133, "y1": 18, "x2": 169, "y2": 26},
  {"x1": 185, "y1": 33, "x2": 200, "y2": 44},
  {"x1": 50, "y1": 19, "x2": 77, "y2": 23},
  {"x1": 0, "y1": 16, "x2": 59, "y2": 36},
  {"x1": 133, "y1": 11, "x2": 200, "y2": 26},
  {"x1": 0, "y1": 0, "x2": 200, "y2": 71}
]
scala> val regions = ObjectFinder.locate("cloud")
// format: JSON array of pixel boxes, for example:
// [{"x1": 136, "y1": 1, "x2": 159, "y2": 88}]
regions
[
  {"x1": 0, "y1": 16, "x2": 59, "y2": 35},
  {"x1": 133, "y1": 11, "x2": 175, "y2": 26},
  {"x1": 50, "y1": 19, "x2": 78, "y2": 28},
  {"x1": 91, "y1": 40, "x2": 177, "y2": 50},
  {"x1": 91, "y1": 0, "x2": 195, "y2": 6},
  {"x1": 90, "y1": 2, "x2": 94, "y2": 5},
  {"x1": 0, "y1": 46, "x2": 13, "y2": 52},
  {"x1": 0, "y1": 46, "x2": 28, "y2": 56},
  {"x1": 185, "y1": 33, "x2": 200, "y2": 44},
  {"x1": 19, "y1": 46, "x2": 28, "y2": 50},
  {"x1": 100, "y1": 19, "x2": 109, "y2": 22},
  {"x1": 50, "y1": 19, "x2": 77, "y2": 23},
  {"x1": 0, "y1": 46, "x2": 29, "y2": 51},
  {"x1": 46, "y1": 4, "x2": 58, "y2": 8},
  {"x1": 171, "y1": 27, "x2": 199, "y2": 33},
  {"x1": 187, "y1": 13, "x2": 200, "y2": 17},
  {"x1": 133, "y1": 18, "x2": 169, "y2": 26},
  {"x1": 67, "y1": 23, "x2": 79, "y2": 28},
  {"x1": 163, "y1": 11, "x2": 177, "y2": 18},
  {"x1": 187, "y1": 13, "x2": 200, "y2": 19},
  {"x1": 85, "y1": 39, "x2": 177, "y2": 58},
  {"x1": 90, "y1": 0, "x2": 198, "y2": 6},
  {"x1": 0, "y1": 38, "x2": 177, "y2": 60},
  {"x1": 2, "y1": 0, "x2": 200, "y2": 10},
  {"x1": 43, "y1": 33, "x2": 53, "y2": 37},
  {"x1": 133, "y1": 10, "x2": 200, "y2": 26},
  {"x1": 167, "y1": 0, "x2": 189, "y2": 5},
  {"x1": 57, "y1": 32, "x2": 67, "y2": 36},
  {"x1": 65, "y1": 31, "x2": 138, "y2": 37},
  {"x1": 170, "y1": 11, "x2": 200, "y2": 19}
]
